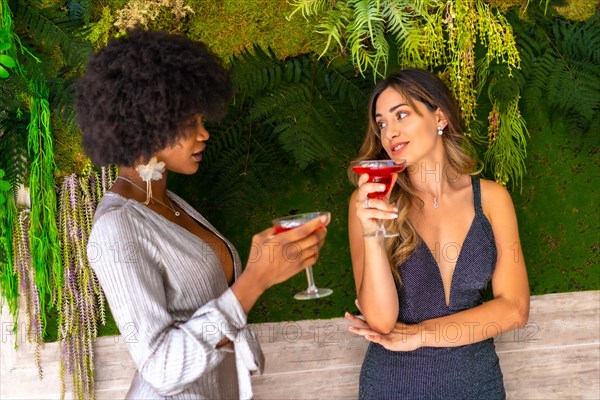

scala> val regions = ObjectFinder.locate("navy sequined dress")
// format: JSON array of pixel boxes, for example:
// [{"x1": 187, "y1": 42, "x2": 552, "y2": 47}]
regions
[{"x1": 359, "y1": 177, "x2": 506, "y2": 400}]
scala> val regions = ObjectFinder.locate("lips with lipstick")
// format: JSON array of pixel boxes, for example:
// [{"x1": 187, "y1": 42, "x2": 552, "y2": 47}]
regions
[{"x1": 391, "y1": 141, "x2": 408, "y2": 155}]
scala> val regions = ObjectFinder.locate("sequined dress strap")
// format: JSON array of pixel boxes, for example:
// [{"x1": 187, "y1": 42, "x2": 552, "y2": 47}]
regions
[{"x1": 472, "y1": 176, "x2": 483, "y2": 215}]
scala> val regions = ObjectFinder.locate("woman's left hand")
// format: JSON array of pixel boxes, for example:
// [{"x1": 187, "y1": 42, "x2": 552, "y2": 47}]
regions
[{"x1": 345, "y1": 312, "x2": 422, "y2": 352}]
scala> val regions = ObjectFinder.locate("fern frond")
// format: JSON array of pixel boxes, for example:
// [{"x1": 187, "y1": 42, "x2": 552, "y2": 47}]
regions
[
  {"x1": 346, "y1": 0, "x2": 387, "y2": 76},
  {"x1": 239, "y1": 52, "x2": 369, "y2": 167},
  {"x1": 47, "y1": 72, "x2": 79, "y2": 126},
  {"x1": 519, "y1": 13, "x2": 600, "y2": 130},
  {"x1": 0, "y1": 111, "x2": 29, "y2": 194},
  {"x1": 287, "y1": 0, "x2": 330, "y2": 20},
  {"x1": 484, "y1": 99, "x2": 528, "y2": 190},
  {"x1": 232, "y1": 45, "x2": 284, "y2": 98},
  {"x1": 194, "y1": 122, "x2": 284, "y2": 221},
  {"x1": 324, "y1": 63, "x2": 369, "y2": 110},
  {"x1": 67, "y1": 0, "x2": 92, "y2": 24},
  {"x1": 383, "y1": 0, "x2": 445, "y2": 69},
  {"x1": 193, "y1": 49, "x2": 369, "y2": 222},
  {"x1": 12, "y1": 0, "x2": 91, "y2": 67},
  {"x1": 314, "y1": 1, "x2": 353, "y2": 57},
  {"x1": 0, "y1": 64, "x2": 28, "y2": 109}
]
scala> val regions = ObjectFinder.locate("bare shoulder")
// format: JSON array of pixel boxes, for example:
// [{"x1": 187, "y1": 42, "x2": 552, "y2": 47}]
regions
[
  {"x1": 479, "y1": 178, "x2": 512, "y2": 201},
  {"x1": 478, "y1": 178, "x2": 515, "y2": 219}
]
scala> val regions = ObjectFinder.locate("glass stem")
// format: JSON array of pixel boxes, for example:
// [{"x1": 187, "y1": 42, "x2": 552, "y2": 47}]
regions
[{"x1": 305, "y1": 266, "x2": 317, "y2": 292}]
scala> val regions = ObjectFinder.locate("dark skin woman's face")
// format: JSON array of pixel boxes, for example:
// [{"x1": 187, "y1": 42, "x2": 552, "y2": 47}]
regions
[{"x1": 155, "y1": 115, "x2": 209, "y2": 175}]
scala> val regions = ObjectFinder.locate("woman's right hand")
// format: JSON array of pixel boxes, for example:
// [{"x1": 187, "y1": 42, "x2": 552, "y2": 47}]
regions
[
  {"x1": 232, "y1": 214, "x2": 330, "y2": 313},
  {"x1": 249, "y1": 214, "x2": 330, "y2": 289},
  {"x1": 353, "y1": 173, "x2": 398, "y2": 234}
]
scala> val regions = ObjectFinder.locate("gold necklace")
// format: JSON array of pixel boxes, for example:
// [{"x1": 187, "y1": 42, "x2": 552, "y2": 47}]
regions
[{"x1": 116, "y1": 176, "x2": 181, "y2": 217}]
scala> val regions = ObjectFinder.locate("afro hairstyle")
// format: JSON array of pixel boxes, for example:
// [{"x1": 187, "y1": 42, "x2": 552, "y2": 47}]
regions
[{"x1": 76, "y1": 29, "x2": 232, "y2": 167}]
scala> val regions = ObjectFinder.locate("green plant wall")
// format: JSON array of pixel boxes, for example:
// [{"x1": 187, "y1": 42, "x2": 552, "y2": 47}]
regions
[
  {"x1": 3, "y1": 0, "x2": 599, "y2": 330},
  {"x1": 513, "y1": 123, "x2": 599, "y2": 294},
  {"x1": 184, "y1": 0, "x2": 324, "y2": 60},
  {"x1": 1, "y1": 3, "x2": 597, "y2": 399}
]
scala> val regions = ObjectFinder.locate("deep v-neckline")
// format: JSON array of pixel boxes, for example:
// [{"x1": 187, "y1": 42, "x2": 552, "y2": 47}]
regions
[
  {"x1": 412, "y1": 177, "x2": 478, "y2": 307},
  {"x1": 165, "y1": 194, "x2": 237, "y2": 285},
  {"x1": 106, "y1": 191, "x2": 237, "y2": 284},
  {"x1": 417, "y1": 216, "x2": 477, "y2": 307}
]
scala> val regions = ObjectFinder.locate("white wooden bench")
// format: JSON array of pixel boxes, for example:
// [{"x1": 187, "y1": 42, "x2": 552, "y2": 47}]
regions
[{"x1": 1, "y1": 291, "x2": 599, "y2": 399}]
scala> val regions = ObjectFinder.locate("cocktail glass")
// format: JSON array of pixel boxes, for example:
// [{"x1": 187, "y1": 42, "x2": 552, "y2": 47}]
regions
[
  {"x1": 272, "y1": 211, "x2": 333, "y2": 300},
  {"x1": 351, "y1": 159, "x2": 406, "y2": 238}
]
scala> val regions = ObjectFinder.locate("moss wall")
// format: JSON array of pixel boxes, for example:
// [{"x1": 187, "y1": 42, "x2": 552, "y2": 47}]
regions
[
  {"x1": 54, "y1": 0, "x2": 598, "y2": 331},
  {"x1": 183, "y1": 0, "x2": 324, "y2": 60},
  {"x1": 512, "y1": 117, "x2": 599, "y2": 294}
]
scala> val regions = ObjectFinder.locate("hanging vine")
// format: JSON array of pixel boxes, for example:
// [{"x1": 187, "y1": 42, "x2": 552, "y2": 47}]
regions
[
  {"x1": 1, "y1": 1, "x2": 112, "y2": 398},
  {"x1": 13, "y1": 209, "x2": 44, "y2": 378},
  {"x1": 27, "y1": 80, "x2": 63, "y2": 333},
  {"x1": 484, "y1": 96, "x2": 528, "y2": 189},
  {"x1": 58, "y1": 165, "x2": 114, "y2": 400},
  {"x1": 0, "y1": 169, "x2": 19, "y2": 325},
  {"x1": 287, "y1": 0, "x2": 525, "y2": 187},
  {"x1": 0, "y1": 0, "x2": 22, "y2": 328}
]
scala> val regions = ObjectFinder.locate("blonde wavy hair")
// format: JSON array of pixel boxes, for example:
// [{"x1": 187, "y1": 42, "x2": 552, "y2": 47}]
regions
[{"x1": 348, "y1": 69, "x2": 477, "y2": 282}]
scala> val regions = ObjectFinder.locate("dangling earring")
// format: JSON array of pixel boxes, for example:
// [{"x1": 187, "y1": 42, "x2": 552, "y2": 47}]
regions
[
  {"x1": 437, "y1": 126, "x2": 443, "y2": 136},
  {"x1": 135, "y1": 156, "x2": 166, "y2": 204}
]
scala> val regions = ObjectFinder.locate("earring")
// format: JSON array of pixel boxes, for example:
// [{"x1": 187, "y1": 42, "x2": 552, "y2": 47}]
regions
[
  {"x1": 136, "y1": 156, "x2": 166, "y2": 204},
  {"x1": 437, "y1": 126, "x2": 443, "y2": 136}
]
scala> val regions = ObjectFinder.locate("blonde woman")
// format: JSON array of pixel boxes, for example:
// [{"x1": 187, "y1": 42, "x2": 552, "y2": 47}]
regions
[{"x1": 346, "y1": 68, "x2": 529, "y2": 399}]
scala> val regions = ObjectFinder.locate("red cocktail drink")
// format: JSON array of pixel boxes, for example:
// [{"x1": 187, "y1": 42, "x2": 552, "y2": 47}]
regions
[
  {"x1": 350, "y1": 160, "x2": 406, "y2": 238},
  {"x1": 271, "y1": 212, "x2": 332, "y2": 300},
  {"x1": 273, "y1": 226, "x2": 293, "y2": 234},
  {"x1": 351, "y1": 164, "x2": 406, "y2": 199}
]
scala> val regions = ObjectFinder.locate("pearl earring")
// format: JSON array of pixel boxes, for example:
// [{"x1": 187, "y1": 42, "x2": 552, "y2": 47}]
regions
[{"x1": 437, "y1": 126, "x2": 443, "y2": 135}]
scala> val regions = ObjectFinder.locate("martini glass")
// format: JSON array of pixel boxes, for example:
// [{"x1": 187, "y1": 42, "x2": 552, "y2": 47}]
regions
[
  {"x1": 272, "y1": 211, "x2": 333, "y2": 300},
  {"x1": 351, "y1": 159, "x2": 406, "y2": 238}
]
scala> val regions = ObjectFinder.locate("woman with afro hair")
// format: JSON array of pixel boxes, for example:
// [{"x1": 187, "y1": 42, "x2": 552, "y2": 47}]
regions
[{"x1": 77, "y1": 29, "x2": 330, "y2": 399}]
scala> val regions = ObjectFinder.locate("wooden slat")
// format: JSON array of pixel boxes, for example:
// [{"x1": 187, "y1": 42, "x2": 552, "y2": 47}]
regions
[
  {"x1": 252, "y1": 318, "x2": 367, "y2": 375},
  {"x1": 501, "y1": 344, "x2": 600, "y2": 399},
  {"x1": 252, "y1": 366, "x2": 362, "y2": 400},
  {"x1": 1, "y1": 291, "x2": 598, "y2": 399},
  {"x1": 495, "y1": 291, "x2": 600, "y2": 351}
]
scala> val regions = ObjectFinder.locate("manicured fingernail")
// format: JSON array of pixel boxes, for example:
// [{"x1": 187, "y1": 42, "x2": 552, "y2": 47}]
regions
[{"x1": 390, "y1": 213, "x2": 398, "y2": 218}]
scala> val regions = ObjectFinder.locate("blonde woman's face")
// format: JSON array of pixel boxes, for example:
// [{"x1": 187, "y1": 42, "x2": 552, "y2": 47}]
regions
[{"x1": 374, "y1": 87, "x2": 445, "y2": 165}]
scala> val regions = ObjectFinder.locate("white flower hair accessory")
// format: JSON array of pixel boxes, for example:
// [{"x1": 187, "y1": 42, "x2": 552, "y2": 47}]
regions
[{"x1": 135, "y1": 156, "x2": 165, "y2": 204}]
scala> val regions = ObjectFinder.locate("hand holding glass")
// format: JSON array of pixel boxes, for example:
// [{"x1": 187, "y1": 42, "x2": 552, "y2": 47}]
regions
[
  {"x1": 272, "y1": 211, "x2": 333, "y2": 300},
  {"x1": 351, "y1": 160, "x2": 406, "y2": 237}
]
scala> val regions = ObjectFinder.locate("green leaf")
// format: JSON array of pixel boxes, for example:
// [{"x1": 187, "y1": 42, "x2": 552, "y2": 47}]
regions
[
  {"x1": 0, "y1": 42, "x2": 11, "y2": 51},
  {"x1": 0, "y1": 54, "x2": 16, "y2": 68},
  {"x1": 0, "y1": 181, "x2": 10, "y2": 191},
  {"x1": 0, "y1": 66, "x2": 9, "y2": 78}
]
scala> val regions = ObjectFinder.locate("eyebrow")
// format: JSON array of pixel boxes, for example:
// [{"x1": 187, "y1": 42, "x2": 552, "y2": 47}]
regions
[{"x1": 375, "y1": 103, "x2": 409, "y2": 117}]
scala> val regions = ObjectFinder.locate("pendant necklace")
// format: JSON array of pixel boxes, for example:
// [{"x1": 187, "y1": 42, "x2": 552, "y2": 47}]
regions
[
  {"x1": 116, "y1": 176, "x2": 180, "y2": 217},
  {"x1": 416, "y1": 187, "x2": 442, "y2": 209}
]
